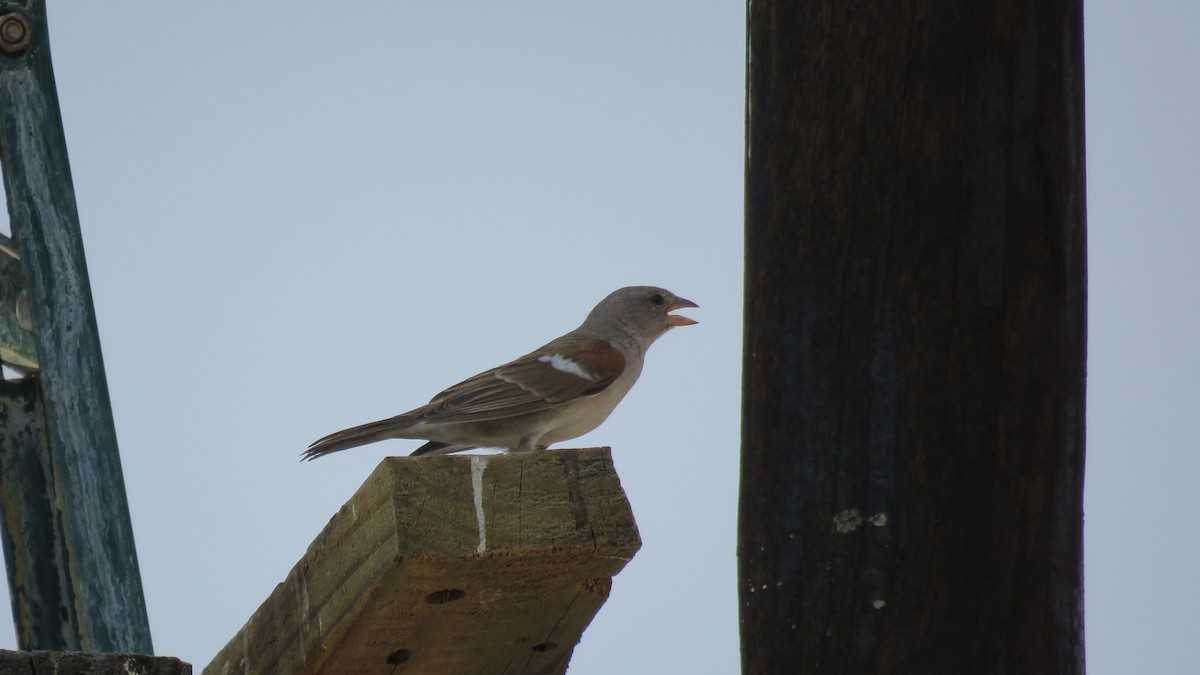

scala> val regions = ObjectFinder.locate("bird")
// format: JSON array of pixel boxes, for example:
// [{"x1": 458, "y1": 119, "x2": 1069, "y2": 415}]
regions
[{"x1": 302, "y1": 286, "x2": 697, "y2": 460}]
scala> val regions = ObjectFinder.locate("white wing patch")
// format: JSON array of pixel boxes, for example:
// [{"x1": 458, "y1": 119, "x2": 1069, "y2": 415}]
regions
[{"x1": 538, "y1": 353, "x2": 595, "y2": 380}]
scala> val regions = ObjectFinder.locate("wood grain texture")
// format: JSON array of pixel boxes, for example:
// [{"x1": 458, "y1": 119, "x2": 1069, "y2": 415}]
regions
[
  {"x1": 0, "y1": 649, "x2": 190, "y2": 675},
  {"x1": 740, "y1": 1, "x2": 1086, "y2": 673},
  {"x1": 205, "y1": 448, "x2": 640, "y2": 675}
]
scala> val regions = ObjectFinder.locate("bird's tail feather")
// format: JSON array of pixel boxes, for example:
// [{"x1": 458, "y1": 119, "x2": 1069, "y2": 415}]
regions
[
  {"x1": 302, "y1": 416, "x2": 409, "y2": 461},
  {"x1": 410, "y1": 441, "x2": 478, "y2": 456}
]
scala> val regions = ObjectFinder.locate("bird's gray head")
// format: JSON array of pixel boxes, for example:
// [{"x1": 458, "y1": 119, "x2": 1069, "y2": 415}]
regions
[{"x1": 581, "y1": 286, "x2": 698, "y2": 350}]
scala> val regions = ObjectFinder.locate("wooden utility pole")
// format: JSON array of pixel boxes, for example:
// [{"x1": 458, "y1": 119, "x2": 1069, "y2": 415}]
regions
[{"x1": 739, "y1": 1, "x2": 1086, "y2": 673}]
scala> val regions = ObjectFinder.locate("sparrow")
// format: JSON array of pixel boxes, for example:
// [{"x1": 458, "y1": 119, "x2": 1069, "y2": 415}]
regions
[{"x1": 303, "y1": 286, "x2": 697, "y2": 460}]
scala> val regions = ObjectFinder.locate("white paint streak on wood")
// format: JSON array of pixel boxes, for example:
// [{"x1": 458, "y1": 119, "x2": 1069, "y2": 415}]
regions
[{"x1": 471, "y1": 456, "x2": 489, "y2": 553}]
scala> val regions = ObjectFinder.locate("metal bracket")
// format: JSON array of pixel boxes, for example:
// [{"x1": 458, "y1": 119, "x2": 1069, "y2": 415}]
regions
[{"x1": 0, "y1": 233, "x2": 38, "y2": 372}]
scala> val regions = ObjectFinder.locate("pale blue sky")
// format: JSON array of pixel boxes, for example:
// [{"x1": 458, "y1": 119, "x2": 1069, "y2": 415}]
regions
[{"x1": 0, "y1": 3, "x2": 1193, "y2": 673}]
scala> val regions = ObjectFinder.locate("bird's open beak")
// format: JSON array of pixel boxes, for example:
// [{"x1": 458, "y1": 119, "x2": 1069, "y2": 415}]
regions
[{"x1": 667, "y1": 297, "x2": 699, "y2": 326}]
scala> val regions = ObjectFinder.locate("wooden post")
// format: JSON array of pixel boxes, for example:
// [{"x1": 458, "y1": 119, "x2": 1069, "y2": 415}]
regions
[
  {"x1": 0, "y1": 649, "x2": 190, "y2": 674},
  {"x1": 0, "y1": 1, "x2": 152, "y2": 653},
  {"x1": 740, "y1": 1, "x2": 1087, "y2": 673},
  {"x1": 204, "y1": 448, "x2": 640, "y2": 675}
]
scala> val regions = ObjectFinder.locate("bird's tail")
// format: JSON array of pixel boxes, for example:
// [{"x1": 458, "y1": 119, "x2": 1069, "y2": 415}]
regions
[
  {"x1": 410, "y1": 441, "x2": 478, "y2": 456},
  {"x1": 302, "y1": 416, "x2": 410, "y2": 461}
]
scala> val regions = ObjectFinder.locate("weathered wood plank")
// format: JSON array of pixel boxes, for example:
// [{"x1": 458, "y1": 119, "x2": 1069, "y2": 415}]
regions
[
  {"x1": 205, "y1": 448, "x2": 640, "y2": 675},
  {"x1": 0, "y1": 649, "x2": 190, "y2": 675}
]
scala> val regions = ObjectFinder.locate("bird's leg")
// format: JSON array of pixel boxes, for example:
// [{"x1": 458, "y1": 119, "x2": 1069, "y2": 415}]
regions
[{"x1": 514, "y1": 434, "x2": 540, "y2": 453}]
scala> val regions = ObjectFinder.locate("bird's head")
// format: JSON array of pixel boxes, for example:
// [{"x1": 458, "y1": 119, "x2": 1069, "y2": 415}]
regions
[{"x1": 582, "y1": 286, "x2": 698, "y2": 349}]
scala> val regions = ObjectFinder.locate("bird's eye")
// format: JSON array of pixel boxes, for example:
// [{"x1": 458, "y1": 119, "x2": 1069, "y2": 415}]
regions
[{"x1": 650, "y1": 293, "x2": 665, "y2": 306}]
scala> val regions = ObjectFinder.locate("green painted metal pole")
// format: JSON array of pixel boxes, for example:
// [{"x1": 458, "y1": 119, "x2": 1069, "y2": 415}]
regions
[{"x1": 0, "y1": 1, "x2": 153, "y2": 653}]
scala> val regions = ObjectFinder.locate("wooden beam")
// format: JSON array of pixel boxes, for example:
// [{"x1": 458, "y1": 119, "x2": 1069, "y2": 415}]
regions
[
  {"x1": 205, "y1": 448, "x2": 640, "y2": 675},
  {"x1": 0, "y1": 649, "x2": 190, "y2": 674},
  {"x1": 740, "y1": 0, "x2": 1087, "y2": 673}
]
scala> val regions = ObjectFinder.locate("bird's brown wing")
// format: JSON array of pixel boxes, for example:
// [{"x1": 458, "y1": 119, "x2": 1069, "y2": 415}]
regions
[{"x1": 410, "y1": 336, "x2": 626, "y2": 424}]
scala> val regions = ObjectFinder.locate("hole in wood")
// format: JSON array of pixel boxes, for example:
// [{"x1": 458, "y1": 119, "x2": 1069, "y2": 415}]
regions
[
  {"x1": 424, "y1": 588, "x2": 466, "y2": 604},
  {"x1": 386, "y1": 649, "x2": 410, "y2": 664},
  {"x1": 531, "y1": 642, "x2": 557, "y2": 653}
]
